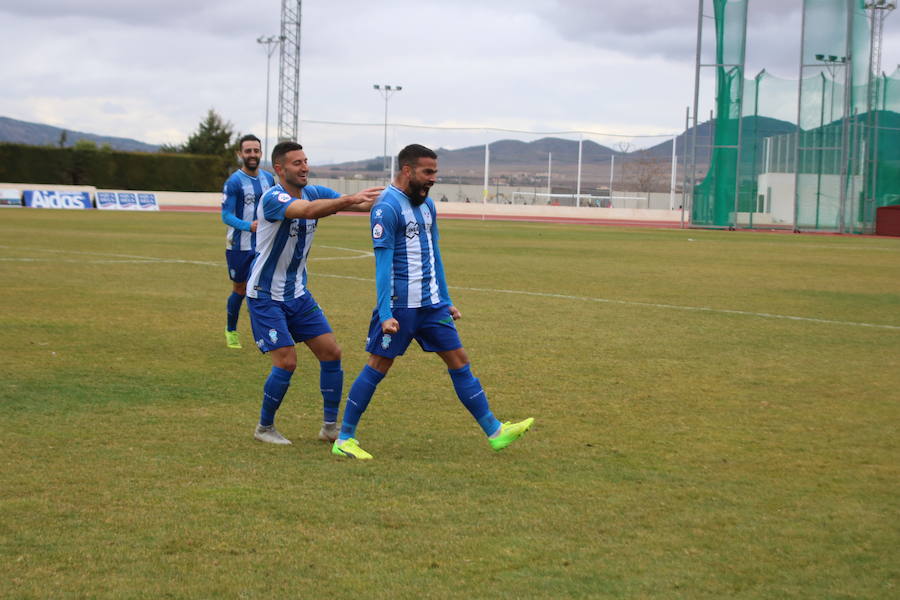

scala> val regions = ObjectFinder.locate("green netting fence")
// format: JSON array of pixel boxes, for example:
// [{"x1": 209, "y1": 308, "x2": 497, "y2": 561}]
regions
[{"x1": 692, "y1": 0, "x2": 900, "y2": 233}]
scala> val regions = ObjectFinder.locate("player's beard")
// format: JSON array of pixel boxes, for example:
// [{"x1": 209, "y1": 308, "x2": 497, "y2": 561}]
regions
[
  {"x1": 243, "y1": 156, "x2": 259, "y2": 170},
  {"x1": 407, "y1": 181, "x2": 430, "y2": 206}
]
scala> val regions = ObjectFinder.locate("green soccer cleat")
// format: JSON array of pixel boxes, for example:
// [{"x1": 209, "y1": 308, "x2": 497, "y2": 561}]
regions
[
  {"x1": 225, "y1": 329, "x2": 242, "y2": 349},
  {"x1": 489, "y1": 417, "x2": 535, "y2": 451},
  {"x1": 332, "y1": 438, "x2": 373, "y2": 460}
]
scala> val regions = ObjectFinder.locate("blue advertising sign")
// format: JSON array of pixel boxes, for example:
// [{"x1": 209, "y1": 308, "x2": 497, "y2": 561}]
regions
[
  {"x1": 96, "y1": 191, "x2": 119, "y2": 210},
  {"x1": 23, "y1": 190, "x2": 93, "y2": 210},
  {"x1": 117, "y1": 192, "x2": 138, "y2": 209},
  {"x1": 137, "y1": 193, "x2": 159, "y2": 210}
]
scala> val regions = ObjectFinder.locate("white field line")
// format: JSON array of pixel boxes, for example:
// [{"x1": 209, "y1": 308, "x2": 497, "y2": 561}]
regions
[
  {"x1": 317, "y1": 274, "x2": 900, "y2": 332},
  {"x1": 2, "y1": 246, "x2": 897, "y2": 331}
]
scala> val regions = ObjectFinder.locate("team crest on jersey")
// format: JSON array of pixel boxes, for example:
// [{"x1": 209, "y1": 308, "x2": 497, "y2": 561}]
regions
[
  {"x1": 423, "y1": 209, "x2": 432, "y2": 227},
  {"x1": 278, "y1": 193, "x2": 292, "y2": 203},
  {"x1": 372, "y1": 223, "x2": 384, "y2": 239},
  {"x1": 405, "y1": 221, "x2": 420, "y2": 239},
  {"x1": 381, "y1": 334, "x2": 392, "y2": 349},
  {"x1": 268, "y1": 329, "x2": 278, "y2": 344}
]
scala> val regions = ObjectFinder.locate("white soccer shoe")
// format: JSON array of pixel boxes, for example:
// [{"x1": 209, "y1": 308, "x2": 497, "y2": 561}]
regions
[{"x1": 254, "y1": 424, "x2": 292, "y2": 445}]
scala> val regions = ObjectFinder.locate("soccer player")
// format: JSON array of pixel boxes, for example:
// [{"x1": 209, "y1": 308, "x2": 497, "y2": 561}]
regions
[
  {"x1": 247, "y1": 141, "x2": 382, "y2": 445},
  {"x1": 221, "y1": 134, "x2": 276, "y2": 349},
  {"x1": 332, "y1": 144, "x2": 534, "y2": 459}
]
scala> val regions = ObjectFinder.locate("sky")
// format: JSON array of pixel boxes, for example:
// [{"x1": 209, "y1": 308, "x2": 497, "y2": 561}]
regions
[{"x1": 2, "y1": 0, "x2": 900, "y2": 164}]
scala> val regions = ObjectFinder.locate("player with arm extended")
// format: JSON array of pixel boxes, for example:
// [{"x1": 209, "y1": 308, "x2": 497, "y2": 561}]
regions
[
  {"x1": 332, "y1": 144, "x2": 534, "y2": 459},
  {"x1": 247, "y1": 141, "x2": 383, "y2": 445},
  {"x1": 221, "y1": 134, "x2": 276, "y2": 349}
]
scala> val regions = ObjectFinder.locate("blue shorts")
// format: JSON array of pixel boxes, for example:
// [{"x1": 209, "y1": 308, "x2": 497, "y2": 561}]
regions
[
  {"x1": 226, "y1": 249, "x2": 254, "y2": 283},
  {"x1": 247, "y1": 292, "x2": 333, "y2": 353},
  {"x1": 365, "y1": 304, "x2": 462, "y2": 359}
]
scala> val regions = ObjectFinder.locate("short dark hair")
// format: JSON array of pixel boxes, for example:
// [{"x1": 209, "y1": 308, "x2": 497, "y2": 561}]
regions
[
  {"x1": 238, "y1": 134, "x2": 261, "y2": 149},
  {"x1": 398, "y1": 144, "x2": 437, "y2": 169},
  {"x1": 272, "y1": 141, "x2": 304, "y2": 166}
]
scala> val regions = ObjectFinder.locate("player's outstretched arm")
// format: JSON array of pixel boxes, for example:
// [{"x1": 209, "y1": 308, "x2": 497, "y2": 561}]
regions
[
  {"x1": 284, "y1": 187, "x2": 383, "y2": 219},
  {"x1": 343, "y1": 187, "x2": 383, "y2": 212}
]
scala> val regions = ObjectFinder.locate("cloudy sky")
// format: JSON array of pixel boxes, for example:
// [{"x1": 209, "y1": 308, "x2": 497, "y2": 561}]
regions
[{"x1": 3, "y1": 0, "x2": 900, "y2": 163}]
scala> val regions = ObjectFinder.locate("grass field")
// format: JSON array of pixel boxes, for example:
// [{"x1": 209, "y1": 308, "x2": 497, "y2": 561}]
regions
[{"x1": 1, "y1": 208, "x2": 898, "y2": 599}]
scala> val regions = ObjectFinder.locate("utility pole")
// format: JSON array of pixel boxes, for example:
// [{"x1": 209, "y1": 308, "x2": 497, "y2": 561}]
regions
[
  {"x1": 257, "y1": 35, "x2": 283, "y2": 162},
  {"x1": 373, "y1": 84, "x2": 402, "y2": 181}
]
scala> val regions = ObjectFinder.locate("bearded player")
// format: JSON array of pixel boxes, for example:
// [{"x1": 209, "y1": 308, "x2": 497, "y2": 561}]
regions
[
  {"x1": 332, "y1": 144, "x2": 534, "y2": 459},
  {"x1": 221, "y1": 134, "x2": 275, "y2": 349}
]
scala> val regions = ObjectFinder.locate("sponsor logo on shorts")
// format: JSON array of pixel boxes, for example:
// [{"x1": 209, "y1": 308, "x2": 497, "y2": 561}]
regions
[
  {"x1": 256, "y1": 338, "x2": 264, "y2": 349},
  {"x1": 372, "y1": 223, "x2": 384, "y2": 239},
  {"x1": 381, "y1": 334, "x2": 392, "y2": 349},
  {"x1": 268, "y1": 329, "x2": 278, "y2": 344}
]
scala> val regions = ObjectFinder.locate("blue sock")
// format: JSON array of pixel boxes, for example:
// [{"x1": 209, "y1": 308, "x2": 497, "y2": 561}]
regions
[
  {"x1": 319, "y1": 360, "x2": 343, "y2": 423},
  {"x1": 449, "y1": 364, "x2": 501, "y2": 436},
  {"x1": 339, "y1": 365, "x2": 385, "y2": 440},
  {"x1": 260, "y1": 366, "x2": 293, "y2": 427},
  {"x1": 226, "y1": 292, "x2": 244, "y2": 331}
]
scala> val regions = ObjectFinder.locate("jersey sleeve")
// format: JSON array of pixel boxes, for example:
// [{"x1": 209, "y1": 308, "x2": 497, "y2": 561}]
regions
[
  {"x1": 262, "y1": 189, "x2": 295, "y2": 222},
  {"x1": 370, "y1": 200, "x2": 397, "y2": 250},
  {"x1": 221, "y1": 178, "x2": 252, "y2": 231},
  {"x1": 308, "y1": 185, "x2": 341, "y2": 201},
  {"x1": 374, "y1": 246, "x2": 395, "y2": 323}
]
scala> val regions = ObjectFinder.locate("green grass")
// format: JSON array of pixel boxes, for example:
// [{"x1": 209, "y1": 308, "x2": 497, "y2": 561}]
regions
[{"x1": 1, "y1": 209, "x2": 898, "y2": 599}]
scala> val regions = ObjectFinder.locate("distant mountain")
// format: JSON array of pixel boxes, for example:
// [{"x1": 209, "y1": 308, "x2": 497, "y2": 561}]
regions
[
  {"x1": 642, "y1": 115, "x2": 798, "y2": 161},
  {"x1": 318, "y1": 136, "x2": 621, "y2": 177},
  {"x1": 0, "y1": 116, "x2": 160, "y2": 153}
]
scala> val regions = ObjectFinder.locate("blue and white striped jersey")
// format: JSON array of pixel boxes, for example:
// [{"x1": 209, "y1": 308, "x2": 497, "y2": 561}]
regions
[
  {"x1": 370, "y1": 185, "x2": 444, "y2": 310},
  {"x1": 247, "y1": 183, "x2": 341, "y2": 301},
  {"x1": 221, "y1": 169, "x2": 276, "y2": 250}
]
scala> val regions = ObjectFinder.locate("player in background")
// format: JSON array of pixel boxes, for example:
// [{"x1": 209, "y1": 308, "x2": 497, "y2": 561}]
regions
[
  {"x1": 332, "y1": 144, "x2": 534, "y2": 459},
  {"x1": 221, "y1": 134, "x2": 276, "y2": 349},
  {"x1": 247, "y1": 141, "x2": 383, "y2": 445}
]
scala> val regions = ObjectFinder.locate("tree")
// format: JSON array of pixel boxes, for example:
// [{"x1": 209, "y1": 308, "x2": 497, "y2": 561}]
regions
[
  {"x1": 164, "y1": 109, "x2": 238, "y2": 160},
  {"x1": 58, "y1": 130, "x2": 68, "y2": 148},
  {"x1": 72, "y1": 139, "x2": 98, "y2": 151}
]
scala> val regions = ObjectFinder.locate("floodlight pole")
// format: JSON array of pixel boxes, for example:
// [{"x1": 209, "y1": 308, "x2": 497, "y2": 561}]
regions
[
  {"x1": 373, "y1": 84, "x2": 402, "y2": 182},
  {"x1": 257, "y1": 35, "x2": 283, "y2": 163}
]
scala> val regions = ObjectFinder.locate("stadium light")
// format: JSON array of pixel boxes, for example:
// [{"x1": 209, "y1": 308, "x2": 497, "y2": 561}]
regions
[
  {"x1": 373, "y1": 84, "x2": 402, "y2": 180},
  {"x1": 257, "y1": 35, "x2": 284, "y2": 163}
]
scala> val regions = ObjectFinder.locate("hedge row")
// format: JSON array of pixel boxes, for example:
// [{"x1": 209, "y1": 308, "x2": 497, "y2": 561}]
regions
[{"x1": 0, "y1": 143, "x2": 231, "y2": 192}]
